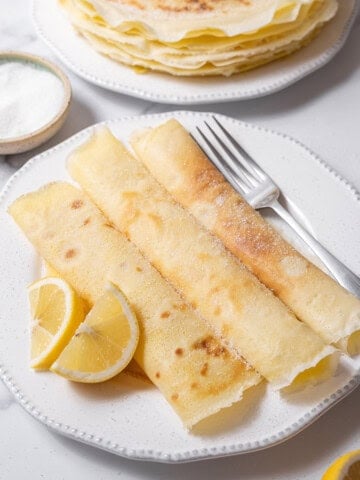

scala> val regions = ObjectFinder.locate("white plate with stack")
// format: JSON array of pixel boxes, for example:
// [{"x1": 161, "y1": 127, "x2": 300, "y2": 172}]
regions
[{"x1": 32, "y1": 0, "x2": 358, "y2": 104}]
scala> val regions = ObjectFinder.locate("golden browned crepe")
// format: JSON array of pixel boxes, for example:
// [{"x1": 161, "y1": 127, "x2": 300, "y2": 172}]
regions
[
  {"x1": 68, "y1": 127, "x2": 338, "y2": 390},
  {"x1": 131, "y1": 119, "x2": 360, "y2": 355},
  {"x1": 9, "y1": 182, "x2": 261, "y2": 428}
]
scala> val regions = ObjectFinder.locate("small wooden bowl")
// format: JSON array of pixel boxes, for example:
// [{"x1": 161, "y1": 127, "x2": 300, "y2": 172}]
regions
[{"x1": 0, "y1": 51, "x2": 71, "y2": 155}]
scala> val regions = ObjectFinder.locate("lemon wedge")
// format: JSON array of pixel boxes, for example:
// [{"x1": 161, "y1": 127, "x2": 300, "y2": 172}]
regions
[
  {"x1": 28, "y1": 277, "x2": 85, "y2": 369},
  {"x1": 322, "y1": 450, "x2": 360, "y2": 480},
  {"x1": 51, "y1": 283, "x2": 139, "y2": 383}
]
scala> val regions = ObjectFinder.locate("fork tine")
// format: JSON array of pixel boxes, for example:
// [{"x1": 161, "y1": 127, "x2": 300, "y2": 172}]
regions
[
  {"x1": 195, "y1": 127, "x2": 250, "y2": 194},
  {"x1": 195, "y1": 127, "x2": 250, "y2": 193},
  {"x1": 203, "y1": 121, "x2": 257, "y2": 188},
  {"x1": 212, "y1": 116, "x2": 266, "y2": 181}
]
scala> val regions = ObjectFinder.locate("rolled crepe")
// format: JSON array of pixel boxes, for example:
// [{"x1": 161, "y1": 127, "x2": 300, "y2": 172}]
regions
[
  {"x1": 9, "y1": 182, "x2": 261, "y2": 428},
  {"x1": 131, "y1": 119, "x2": 360, "y2": 355},
  {"x1": 68, "y1": 127, "x2": 338, "y2": 389}
]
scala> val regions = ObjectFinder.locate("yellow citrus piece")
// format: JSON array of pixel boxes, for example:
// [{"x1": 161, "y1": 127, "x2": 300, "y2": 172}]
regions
[
  {"x1": 28, "y1": 277, "x2": 85, "y2": 369},
  {"x1": 322, "y1": 450, "x2": 360, "y2": 480},
  {"x1": 50, "y1": 283, "x2": 139, "y2": 383}
]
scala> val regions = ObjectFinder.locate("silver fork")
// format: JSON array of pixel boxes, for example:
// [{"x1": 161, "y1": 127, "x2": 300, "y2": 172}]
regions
[{"x1": 194, "y1": 116, "x2": 360, "y2": 297}]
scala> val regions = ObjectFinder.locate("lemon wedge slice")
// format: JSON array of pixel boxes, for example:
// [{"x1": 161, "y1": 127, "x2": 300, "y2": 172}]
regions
[
  {"x1": 322, "y1": 450, "x2": 360, "y2": 480},
  {"x1": 51, "y1": 283, "x2": 139, "y2": 383},
  {"x1": 28, "y1": 277, "x2": 85, "y2": 369}
]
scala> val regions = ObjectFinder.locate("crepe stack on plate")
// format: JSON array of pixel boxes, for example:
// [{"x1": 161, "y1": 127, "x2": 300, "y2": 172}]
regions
[{"x1": 59, "y1": 0, "x2": 339, "y2": 76}]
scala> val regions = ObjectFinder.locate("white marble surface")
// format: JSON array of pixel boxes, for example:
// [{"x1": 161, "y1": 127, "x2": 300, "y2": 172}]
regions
[{"x1": 1, "y1": 2, "x2": 360, "y2": 479}]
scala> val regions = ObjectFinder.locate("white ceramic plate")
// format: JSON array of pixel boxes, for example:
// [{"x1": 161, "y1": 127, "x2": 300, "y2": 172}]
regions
[
  {"x1": 0, "y1": 112, "x2": 359, "y2": 464},
  {"x1": 32, "y1": 0, "x2": 358, "y2": 105}
]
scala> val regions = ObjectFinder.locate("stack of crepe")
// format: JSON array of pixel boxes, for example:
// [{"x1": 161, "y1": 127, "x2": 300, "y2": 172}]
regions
[
  {"x1": 59, "y1": 0, "x2": 338, "y2": 76},
  {"x1": 9, "y1": 120, "x2": 360, "y2": 429}
]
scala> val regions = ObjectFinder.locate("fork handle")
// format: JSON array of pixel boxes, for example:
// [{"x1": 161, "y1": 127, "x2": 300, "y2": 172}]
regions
[{"x1": 271, "y1": 200, "x2": 360, "y2": 297}]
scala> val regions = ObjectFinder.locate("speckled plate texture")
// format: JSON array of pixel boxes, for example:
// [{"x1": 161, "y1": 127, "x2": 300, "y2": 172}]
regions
[
  {"x1": 32, "y1": 0, "x2": 358, "y2": 105},
  {"x1": 0, "y1": 112, "x2": 359, "y2": 463}
]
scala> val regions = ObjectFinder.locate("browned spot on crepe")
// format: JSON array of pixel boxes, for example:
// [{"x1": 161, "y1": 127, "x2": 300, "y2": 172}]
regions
[
  {"x1": 114, "y1": 0, "x2": 252, "y2": 14},
  {"x1": 193, "y1": 336, "x2": 227, "y2": 357},
  {"x1": 65, "y1": 249, "x2": 77, "y2": 259},
  {"x1": 71, "y1": 199, "x2": 83, "y2": 209},
  {"x1": 173, "y1": 303, "x2": 187, "y2": 311},
  {"x1": 200, "y1": 363, "x2": 208, "y2": 376}
]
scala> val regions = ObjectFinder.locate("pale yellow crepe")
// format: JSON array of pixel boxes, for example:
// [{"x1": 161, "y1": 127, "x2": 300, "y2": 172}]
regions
[
  {"x1": 131, "y1": 119, "x2": 360, "y2": 356},
  {"x1": 68, "y1": 127, "x2": 338, "y2": 389},
  {"x1": 9, "y1": 182, "x2": 261, "y2": 428},
  {"x1": 59, "y1": 0, "x2": 338, "y2": 76}
]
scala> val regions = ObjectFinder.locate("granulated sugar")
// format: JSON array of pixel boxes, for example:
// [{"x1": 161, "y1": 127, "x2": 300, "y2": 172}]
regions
[{"x1": 0, "y1": 60, "x2": 65, "y2": 139}]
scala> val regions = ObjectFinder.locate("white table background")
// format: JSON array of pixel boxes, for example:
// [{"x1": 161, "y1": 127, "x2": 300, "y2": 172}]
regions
[{"x1": 1, "y1": 2, "x2": 359, "y2": 479}]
